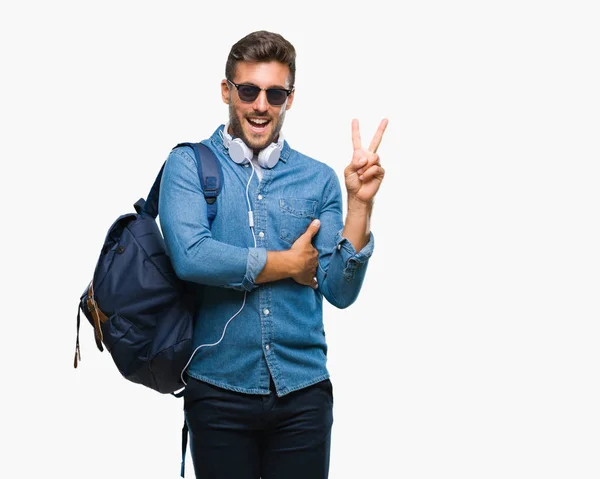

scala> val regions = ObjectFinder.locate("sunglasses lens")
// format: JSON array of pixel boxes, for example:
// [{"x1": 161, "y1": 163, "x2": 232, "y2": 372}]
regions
[
  {"x1": 233, "y1": 82, "x2": 289, "y2": 106},
  {"x1": 237, "y1": 85, "x2": 260, "y2": 102},
  {"x1": 266, "y1": 89, "x2": 288, "y2": 106}
]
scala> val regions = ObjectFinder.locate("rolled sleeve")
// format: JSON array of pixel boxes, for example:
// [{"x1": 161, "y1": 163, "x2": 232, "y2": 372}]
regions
[
  {"x1": 240, "y1": 247, "x2": 268, "y2": 291},
  {"x1": 334, "y1": 230, "x2": 375, "y2": 281}
]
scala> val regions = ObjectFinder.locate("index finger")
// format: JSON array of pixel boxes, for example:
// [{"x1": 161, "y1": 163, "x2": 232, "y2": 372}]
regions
[
  {"x1": 368, "y1": 118, "x2": 389, "y2": 153},
  {"x1": 351, "y1": 119, "x2": 362, "y2": 151}
]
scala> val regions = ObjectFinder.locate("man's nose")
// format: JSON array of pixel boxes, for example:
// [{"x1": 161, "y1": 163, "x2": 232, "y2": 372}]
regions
[{"x1": 252, "y1": 90, "x2": 269, "y2": 112}]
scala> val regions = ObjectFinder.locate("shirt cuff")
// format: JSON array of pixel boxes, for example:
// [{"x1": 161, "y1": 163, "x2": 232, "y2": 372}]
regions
[
  {"x1": 240, "y1": 247, "x2": 268, "y2": 291},
  {"x1": 334, "y1": 230, "x2": 375, "y2": 281}
]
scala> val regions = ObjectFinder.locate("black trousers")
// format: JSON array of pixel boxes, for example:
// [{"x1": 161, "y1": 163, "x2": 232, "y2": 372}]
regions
[{"x1": 183, "y1": 376, "x2": 334, "y2": 479}]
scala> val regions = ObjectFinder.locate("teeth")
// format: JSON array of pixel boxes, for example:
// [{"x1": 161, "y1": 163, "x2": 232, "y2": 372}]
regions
[{"x1": 249, "y1": 118, "x2": 268, "y2": 125}]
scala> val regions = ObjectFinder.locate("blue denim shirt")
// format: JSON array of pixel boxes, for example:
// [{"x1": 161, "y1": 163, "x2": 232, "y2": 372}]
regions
[{"x1": 159, "y1": 125, "x2": 374, "y2": 396}]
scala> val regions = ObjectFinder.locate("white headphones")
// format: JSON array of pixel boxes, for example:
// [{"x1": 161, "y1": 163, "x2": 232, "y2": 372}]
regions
[{"x1": 221, "y1": 122, "x2": 284, "y2": 169}]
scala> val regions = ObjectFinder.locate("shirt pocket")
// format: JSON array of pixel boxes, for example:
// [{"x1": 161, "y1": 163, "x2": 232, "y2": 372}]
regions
[{"x1": 279, "y1": 197, "x2": 318, "y2": 245}]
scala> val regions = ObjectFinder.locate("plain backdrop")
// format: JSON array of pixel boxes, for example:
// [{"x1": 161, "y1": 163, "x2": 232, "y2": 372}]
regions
[{"x1": 1, "y1": 1, "x2": 599, "y2": 478}]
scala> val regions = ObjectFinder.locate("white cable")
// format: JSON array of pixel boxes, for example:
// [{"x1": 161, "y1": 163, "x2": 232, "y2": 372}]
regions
[
  {"x1": 180, "y1": 290, "x2": 249, "y2": 386},
  {"x1": 180, "y1": 159, "x2": 258, "y2": 387},
  {"x1": 246, "y1": 160, "x2": 258, "y2": 247}
]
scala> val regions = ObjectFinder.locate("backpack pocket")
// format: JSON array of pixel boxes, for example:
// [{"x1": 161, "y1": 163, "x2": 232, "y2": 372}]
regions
[{"x1": 101, "y1": 313, "x2": 152, "y2": 379}]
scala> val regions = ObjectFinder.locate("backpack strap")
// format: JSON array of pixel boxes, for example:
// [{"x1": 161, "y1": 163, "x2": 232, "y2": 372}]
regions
[
  {"x1": 137, "y1": 163, "x2": 166, "y2": 219},
  {"x1": 138, "y1": 142, "x2": 223, "y2": 225},
  {"x1": 180, "y1": 419, "x2": 189, "y2": 477},
  {"x1": 173, "y1": 142, "x2": 223, "y2": 225}
]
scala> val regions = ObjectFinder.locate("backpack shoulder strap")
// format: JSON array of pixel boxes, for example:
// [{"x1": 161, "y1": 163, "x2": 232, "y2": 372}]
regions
[
  {"x1": 140, "y1": 142, "x2": 223, "y2": 223},
  {"x1": 173, "y1": 142, "x2": 223, "y2": 225}
]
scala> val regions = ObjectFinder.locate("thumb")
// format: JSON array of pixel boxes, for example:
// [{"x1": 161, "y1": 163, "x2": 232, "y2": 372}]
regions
[{"x1": 303, "y1": 219, "x2": 321, "y2": 239}]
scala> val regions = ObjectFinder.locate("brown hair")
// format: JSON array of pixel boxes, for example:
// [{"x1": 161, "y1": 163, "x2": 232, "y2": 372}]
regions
[{"x1": 225, "y1": 30, "x2": 296, "y2": 87}]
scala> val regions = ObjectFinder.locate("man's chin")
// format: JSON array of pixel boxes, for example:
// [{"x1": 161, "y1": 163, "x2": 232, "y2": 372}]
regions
[
  {"x1": 243, "y1": 130, "x2": 274, "y2": 151},
  {"x1": 246, "y1": 141, "x2": 271, "y2": 153}
]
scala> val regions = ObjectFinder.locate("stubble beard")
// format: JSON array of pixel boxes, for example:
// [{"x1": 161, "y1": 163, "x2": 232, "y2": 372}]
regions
[{"x1": 228, "y1": 103, "x2": 286, "y2": 154}]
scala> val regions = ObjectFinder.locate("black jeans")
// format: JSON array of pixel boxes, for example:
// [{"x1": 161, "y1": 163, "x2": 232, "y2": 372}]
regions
[{"x1": 184, "y1": 376, "x2": 334, "y2": 479}]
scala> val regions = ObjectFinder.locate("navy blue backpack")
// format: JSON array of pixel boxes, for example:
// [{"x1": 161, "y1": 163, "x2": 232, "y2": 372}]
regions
[{"x1": 74, "y1": 142, "x2": 222, "y2": 395}]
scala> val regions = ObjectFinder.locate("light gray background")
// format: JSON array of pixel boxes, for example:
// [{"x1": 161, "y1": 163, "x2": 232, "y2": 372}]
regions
[{"x1": 1, "y1": 1, "x2": 599, "y2": 478}]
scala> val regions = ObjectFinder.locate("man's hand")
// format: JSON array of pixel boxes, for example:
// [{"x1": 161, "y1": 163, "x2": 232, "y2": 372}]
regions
[
  {"x1": 255, "y1": 220, "x2": 321, "y2": 287},
  {"x1": 289, "y1": 219, "x2": 321, "y2": 289},
  {"x1": 344, "y1": 118, "x2": 388, "y2": 204}
]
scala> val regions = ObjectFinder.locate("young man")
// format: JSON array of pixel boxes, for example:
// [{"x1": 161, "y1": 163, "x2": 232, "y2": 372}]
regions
[{"x1": 159, "y1": 30, "x2": 387, "y2": 479}]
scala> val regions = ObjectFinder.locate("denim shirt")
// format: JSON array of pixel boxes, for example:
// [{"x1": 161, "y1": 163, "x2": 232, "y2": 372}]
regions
[{"x1": 159, "y1": 125, "x2": 374, "y2": 396}]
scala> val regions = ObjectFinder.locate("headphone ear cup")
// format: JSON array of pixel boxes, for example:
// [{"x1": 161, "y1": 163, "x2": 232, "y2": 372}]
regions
[
  {"x1": 257, "y1": 143, "x2": 281, "y2": 169},
  {"x1": 228, "y1": 138, "x2": 252, "y2": 165}
]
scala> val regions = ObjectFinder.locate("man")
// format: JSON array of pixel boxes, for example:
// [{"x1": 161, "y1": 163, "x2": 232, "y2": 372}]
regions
[{"x1": 159, "y1": 30, "x2": 387, "y2": 479}]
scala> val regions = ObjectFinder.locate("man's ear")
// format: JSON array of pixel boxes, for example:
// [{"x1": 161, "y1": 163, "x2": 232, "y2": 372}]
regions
[
  {"x1": 221, "y1": 80, "x2": 230, "y2": 104},
  {"x1": 285, "y1": 90, "x2": 295, "y2": 111}
]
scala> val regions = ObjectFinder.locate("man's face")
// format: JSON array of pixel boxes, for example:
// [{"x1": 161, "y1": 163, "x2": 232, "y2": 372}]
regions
[{"x1": 221, "y1": 61, "x2": 294, "y2": 153}]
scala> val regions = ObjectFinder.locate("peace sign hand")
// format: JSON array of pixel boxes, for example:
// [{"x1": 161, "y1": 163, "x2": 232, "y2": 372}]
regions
[{"x1": 344, "y1": 118, "x2": 388, "y2": 204}]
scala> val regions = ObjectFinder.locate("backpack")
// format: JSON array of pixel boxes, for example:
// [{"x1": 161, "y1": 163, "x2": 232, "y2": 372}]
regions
[{"x1": 74, "y1": 142, "x2": 223, "y2": 395}]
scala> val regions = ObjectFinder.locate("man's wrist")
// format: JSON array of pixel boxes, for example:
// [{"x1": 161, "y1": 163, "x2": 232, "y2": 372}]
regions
[
  {"x1": 256, "y1": 250, "x2": 296, "y2": 284},
  {"x1": 347, "y1": 196, "x2": 373, "y2": 215},
  {"x1": 282, "y1": 249, "x2": 300, "y2": 277}
]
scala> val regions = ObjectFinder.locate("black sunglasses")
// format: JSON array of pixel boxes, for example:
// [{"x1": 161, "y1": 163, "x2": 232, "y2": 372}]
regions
[{"x1": 227, "y1": 80, "x2": 294, "y2": 106}]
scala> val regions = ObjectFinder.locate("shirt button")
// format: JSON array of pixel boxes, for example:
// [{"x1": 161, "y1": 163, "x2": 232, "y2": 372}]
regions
[
  {"x1": 263, "y1": 309, "x2": 270, "y2": 315},
  {"x1": 337, "y1": 244, "x2": 342, "y2": 250},
  {"x1": 244, "y1": 163, "x2": 250, "y2": 168},
  {"x1": 258, "y1": 231, "x2": 265, "y2": 238},
  {"x1": 257, "y1": 194, "x2": 263, "y2": 200},
  {"x1": 265, "y1": 344, "x2": 270, "y2": 351}
]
